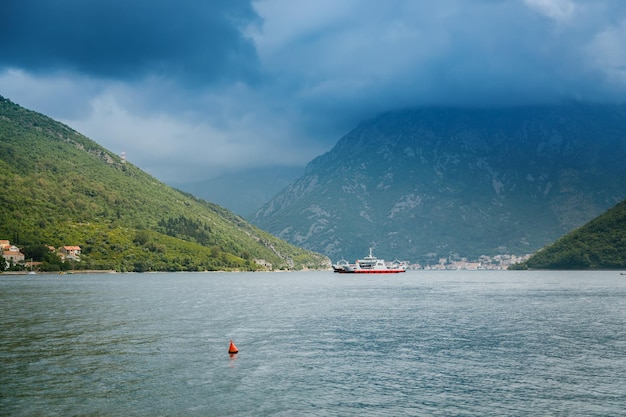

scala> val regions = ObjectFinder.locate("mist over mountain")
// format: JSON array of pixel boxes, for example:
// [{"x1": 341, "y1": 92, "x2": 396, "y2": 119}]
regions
[
  {"x1": 252, "y1": 104, "x2": 626, "y2": 263},
  {"x1": 172, "y1": 166, "x2": 303, "y2": 217}
]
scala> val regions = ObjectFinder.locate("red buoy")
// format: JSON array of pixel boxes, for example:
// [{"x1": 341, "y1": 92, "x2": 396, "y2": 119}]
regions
[{"x1": 228, "y1": 340, "x2": 238, "y2": 354}]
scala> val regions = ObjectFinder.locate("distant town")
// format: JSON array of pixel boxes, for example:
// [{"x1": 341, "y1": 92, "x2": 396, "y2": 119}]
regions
[{"x1": 411, "y1": 254, "x2": 531, "y2": 270}]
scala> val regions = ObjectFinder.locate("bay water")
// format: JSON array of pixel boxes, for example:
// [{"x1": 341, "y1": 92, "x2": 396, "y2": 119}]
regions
[{"x1": 1, "y1": 271, "x2": 625, "y2": 416}]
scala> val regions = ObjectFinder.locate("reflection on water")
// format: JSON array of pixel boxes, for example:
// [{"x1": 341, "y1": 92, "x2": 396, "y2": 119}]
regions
[{"x1": 1, "y1": 271, "x2": 625, "y2": 416}]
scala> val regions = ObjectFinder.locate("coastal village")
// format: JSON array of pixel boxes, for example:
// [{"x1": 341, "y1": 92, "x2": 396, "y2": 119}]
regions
[
  {"x1": 1, "y1": 240, "x2": 81, "y2": 272},
  {"x1": 2, "y1": 237, "x2": 528, "y2": 272}
]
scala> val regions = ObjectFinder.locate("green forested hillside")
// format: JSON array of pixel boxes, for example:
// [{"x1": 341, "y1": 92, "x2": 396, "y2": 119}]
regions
[
  {"x1": 0, "y1": 96, "x2": 330, "y2": 272},
  {"x1": 512, "y1": 199, "x2": 626, "y2": 269}
]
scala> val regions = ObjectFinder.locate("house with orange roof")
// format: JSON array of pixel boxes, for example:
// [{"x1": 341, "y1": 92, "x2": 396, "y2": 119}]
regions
[
  {"x1": 59, "y1": 245, "x2": 81, "y2": 261},
  {"x1": 2, "y1": 240, "x2": 25, "y2": 266}
]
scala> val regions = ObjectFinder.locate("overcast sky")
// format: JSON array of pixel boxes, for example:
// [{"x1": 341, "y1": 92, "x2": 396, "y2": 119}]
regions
[{"x1": 1, "y1": 0, "x2": 626, "y2": 183}]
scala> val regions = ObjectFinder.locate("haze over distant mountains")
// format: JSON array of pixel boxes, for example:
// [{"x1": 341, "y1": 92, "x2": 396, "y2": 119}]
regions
[
  {"x1": 252, "y1": 104, "x2": 626, "y2": 263},
  {"x1": 173, "y1": 166, "x2": 303, "y2": 218}
]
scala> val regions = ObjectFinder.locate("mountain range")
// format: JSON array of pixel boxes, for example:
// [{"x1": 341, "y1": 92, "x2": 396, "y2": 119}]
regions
[
  {"x1": 0, "y1": 95, "x2": 329, "y2": 272},
  {"x1": 3, "y1": 94, "x2": 625, "y2": 271},
  {"x1": 252, "y1": 105, "x2": 626, "y2": 264}
]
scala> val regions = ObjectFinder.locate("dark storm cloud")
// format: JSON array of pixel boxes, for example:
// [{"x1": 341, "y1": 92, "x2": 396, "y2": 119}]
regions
[
  {"x1": 259, "y1": 0, "x2": 626, "y2": 113},
  {"x1": 2, "y1": 0, "x2": 626, "y2": 183},
  {"x1": 0, "y1": 0, "x2": 261, "y2": 85}
]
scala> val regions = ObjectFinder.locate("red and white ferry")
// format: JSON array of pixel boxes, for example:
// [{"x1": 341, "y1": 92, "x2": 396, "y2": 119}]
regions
[{"x1": 333, "y1": 248, "x2": 407, "y2": 274}]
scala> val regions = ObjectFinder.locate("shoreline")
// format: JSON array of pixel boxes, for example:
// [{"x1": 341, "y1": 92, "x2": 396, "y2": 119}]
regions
[{"x1": 1, "y1": 270, "x2": 117, "y2": 275}]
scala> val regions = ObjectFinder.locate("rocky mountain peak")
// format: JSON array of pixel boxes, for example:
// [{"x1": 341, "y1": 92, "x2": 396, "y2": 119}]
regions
[{"x1": 253, "y1": 104, "x2": 626, "y2": 263}]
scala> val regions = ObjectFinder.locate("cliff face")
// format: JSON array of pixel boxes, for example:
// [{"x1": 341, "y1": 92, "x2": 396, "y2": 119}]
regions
[{"x1": 252, "y1": 105, "x2": 626, "y2": 263}]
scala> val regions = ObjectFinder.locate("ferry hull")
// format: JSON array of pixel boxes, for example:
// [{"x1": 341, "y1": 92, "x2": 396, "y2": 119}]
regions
[{"x1": 334, "y1": 269, "x2": 405, "y2": 274}]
